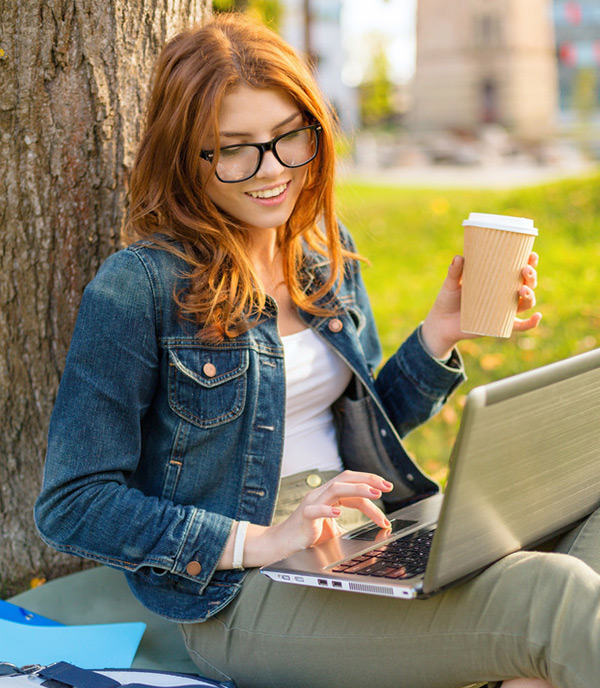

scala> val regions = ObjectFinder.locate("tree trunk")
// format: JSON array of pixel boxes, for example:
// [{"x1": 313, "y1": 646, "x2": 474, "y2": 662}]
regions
[{"x1": 0, "y1": 0, "x2": 211, "y2": 595}]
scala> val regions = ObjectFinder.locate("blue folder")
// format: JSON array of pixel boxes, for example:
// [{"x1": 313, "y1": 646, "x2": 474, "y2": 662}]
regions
[
  {"x1": 0, "y1": 616, "x2": 145, "y2": 669},
  {"x1": 0, "y1": 600, "x2": 145, "y2": 668},
  {"x1": 0, "y1": 599, "x2": 63, "y2": 626}
]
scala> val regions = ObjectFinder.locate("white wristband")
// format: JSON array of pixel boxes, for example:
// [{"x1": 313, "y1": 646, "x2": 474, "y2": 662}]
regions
[{"x1": 232, "y1": 520, "x2": 249, "y2": 570}]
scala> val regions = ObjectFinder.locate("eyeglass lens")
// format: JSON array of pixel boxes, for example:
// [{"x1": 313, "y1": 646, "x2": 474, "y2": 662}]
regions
[{"x1": 216, "y1": 127, "x2": 318, "y2": 182}]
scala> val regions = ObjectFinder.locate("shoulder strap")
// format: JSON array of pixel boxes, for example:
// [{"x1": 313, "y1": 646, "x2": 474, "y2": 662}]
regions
[
  {"x1": 35, "y1": 663, "x2": 233, "y2": 688},
  {"x1": 37, "y1": 664, "x2": 118, "y2": 688}
]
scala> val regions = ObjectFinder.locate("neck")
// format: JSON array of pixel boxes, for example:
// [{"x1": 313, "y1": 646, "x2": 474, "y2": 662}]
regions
[
  {"x1": 247, "y1": 226, "x2": 285, "y2": 298},
  {"x1": 247, "y1": 226, "x2": 279, "y2": 271}
]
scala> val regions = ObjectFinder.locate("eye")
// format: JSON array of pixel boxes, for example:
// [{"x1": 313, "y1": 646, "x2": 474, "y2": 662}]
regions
[
  {"x1": 219, "y1": 146, "x2": 244, "y2": 158},
  {"x1": 281, "y1": 128, "x2": 302, "y2": 140}
]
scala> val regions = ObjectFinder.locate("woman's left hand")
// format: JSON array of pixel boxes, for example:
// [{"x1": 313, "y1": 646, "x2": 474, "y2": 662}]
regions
[{"x1": 421, "y1": 253, "x2": 542, "y2": 360}]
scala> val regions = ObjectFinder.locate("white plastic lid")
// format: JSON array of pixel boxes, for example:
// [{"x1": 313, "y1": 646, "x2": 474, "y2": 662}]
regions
[{"x1": 462, "y1": 213, "x2": 538, "y2": 236}]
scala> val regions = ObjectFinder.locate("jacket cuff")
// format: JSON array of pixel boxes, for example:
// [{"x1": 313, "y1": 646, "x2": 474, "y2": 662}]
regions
[
  {"x1": 172, "y1": 509, "x2": 235, "y2": 587},
  {"x1": 397, "y1": 325, "x2": 466, "y2": 401}
]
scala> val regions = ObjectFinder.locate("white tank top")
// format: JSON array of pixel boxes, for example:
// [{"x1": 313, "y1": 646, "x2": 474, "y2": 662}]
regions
[{"x1": 280, "y1": 327, "x2": 353, "y2": 478}]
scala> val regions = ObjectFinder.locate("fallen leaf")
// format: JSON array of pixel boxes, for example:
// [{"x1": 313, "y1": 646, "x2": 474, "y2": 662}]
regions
[
  {"x1": 480, "y1": 353, "x2": 506, "y2": 371},
  {"x1": 441, "y1": 405, "x2": 458, "y2": 425},
  {"x1": 458, "y1": 340, "x2": 481, "y2": 356}
]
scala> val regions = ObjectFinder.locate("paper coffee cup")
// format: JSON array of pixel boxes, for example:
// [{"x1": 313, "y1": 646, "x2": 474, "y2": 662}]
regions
[{"x1": 461, "y1": 213, "x2": 538, "y2": 338}]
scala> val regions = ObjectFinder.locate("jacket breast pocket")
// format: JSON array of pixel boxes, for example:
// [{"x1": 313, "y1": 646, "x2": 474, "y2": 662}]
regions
[{"x1": 167, "y1": 348, "x2": 249, "y2": 428}]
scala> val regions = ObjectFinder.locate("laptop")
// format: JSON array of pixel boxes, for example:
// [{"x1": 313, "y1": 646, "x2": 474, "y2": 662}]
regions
[{"x1": 261, "y1": 347, "x2": 600, "y2": 599}]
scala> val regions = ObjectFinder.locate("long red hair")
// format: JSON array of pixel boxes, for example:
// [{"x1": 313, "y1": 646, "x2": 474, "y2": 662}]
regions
[{"x1": 124, "y1": 12, "x2": 352, "y2": 340}]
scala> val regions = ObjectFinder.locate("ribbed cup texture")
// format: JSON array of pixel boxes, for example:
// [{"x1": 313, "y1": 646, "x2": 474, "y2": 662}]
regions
[{"x1": 461, "y1": 225, "x2": 536, "y2": 338}]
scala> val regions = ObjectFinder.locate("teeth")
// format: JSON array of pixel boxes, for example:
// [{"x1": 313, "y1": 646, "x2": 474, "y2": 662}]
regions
[{"x1": 248, "y1": 183, "x2": 287, "y2": 199}]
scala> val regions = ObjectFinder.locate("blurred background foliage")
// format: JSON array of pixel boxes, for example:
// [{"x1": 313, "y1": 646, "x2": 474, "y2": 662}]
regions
[
  {"x1": 359, "y1": 40, "x2": 395, "y2": 127},
  {"x1": 213, "y1": 0, "x2": 282, "y2": 28},
  {"x1": 336, "y1": 172, "x2": 600, "y2": 485}
]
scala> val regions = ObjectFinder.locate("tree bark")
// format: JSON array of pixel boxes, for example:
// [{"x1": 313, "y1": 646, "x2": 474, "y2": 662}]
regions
[{"x1": 0, "y1": 0, "x2": 211, "y2": 594}]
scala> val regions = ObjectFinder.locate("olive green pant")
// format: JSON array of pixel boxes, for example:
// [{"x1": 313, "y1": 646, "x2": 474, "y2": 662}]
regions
[{"x1": 181, "y1": 470, "x2": 600, "y2": 688}]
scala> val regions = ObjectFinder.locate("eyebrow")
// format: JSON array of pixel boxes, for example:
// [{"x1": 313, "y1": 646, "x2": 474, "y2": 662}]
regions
[{"x1": 219, "y1": 111, "x2": 302, "y2": 139}]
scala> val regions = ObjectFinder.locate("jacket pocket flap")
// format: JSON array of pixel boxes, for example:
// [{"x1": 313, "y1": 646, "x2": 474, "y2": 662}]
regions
[{"x1": 168, "y1": 348, "x2": 249, "y2": 388}]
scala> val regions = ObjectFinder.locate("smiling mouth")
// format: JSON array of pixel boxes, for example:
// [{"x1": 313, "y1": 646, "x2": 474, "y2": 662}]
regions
[{"x1": 247, "y1": 182, "x2": 288, "y2": 199}]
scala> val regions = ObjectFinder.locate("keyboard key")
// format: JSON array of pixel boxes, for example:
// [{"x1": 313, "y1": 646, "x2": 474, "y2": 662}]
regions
[
  {"x1": 354, "y1": 560, "x2": 393, "y2": 576},
  {"x1": 371, "y1": 566, "x2": 399, "y2": 577},
  {"x1": 343, "y1": 557, "x2": 381, "y2": 574},
  {"x1": 382, "y1": 567, "x2": 409, "y2": 579},
  {"x1": 332, "y1": 527, "x2": 435, "y2": 578}
]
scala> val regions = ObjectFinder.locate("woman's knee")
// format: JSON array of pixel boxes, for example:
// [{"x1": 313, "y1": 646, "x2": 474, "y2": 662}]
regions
[
  {"x1": 466, "y1": 550, "x2": 598, "y2": 639},
  {"x1": 460, "y1": 552, "x2": 600, "y2": 685}
]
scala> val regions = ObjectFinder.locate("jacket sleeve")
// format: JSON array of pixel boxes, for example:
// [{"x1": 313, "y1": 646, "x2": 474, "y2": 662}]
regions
[
  {"x1": 35, "y1": 249, "x2": 234, "y2": 586},
  {"x1": 341, "y1": 224, "x2": 466, "y2": 438},
  {"x1": 376, "y1": 326, "x2": 465, "y2": 437}
]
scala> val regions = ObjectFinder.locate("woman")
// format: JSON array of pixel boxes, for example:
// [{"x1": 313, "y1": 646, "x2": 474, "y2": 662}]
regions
[{"x1": 35, "y1": 13, "x2": 600, "y2": 688}]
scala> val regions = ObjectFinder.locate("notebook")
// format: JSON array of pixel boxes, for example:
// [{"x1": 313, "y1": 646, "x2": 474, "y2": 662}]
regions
[{"x1": 261, "y1": 347, "x2": 600, "y2": 599}]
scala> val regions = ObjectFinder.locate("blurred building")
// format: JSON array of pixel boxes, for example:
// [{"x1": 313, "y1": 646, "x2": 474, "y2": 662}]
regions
[
  {"x1": 279, "y1": 0, "x2": 359, "y2": 130},
  {"x1": 553, "y1": 1, "x2": 600, "y2": 113},
  {"x1": 408, "y1": 0, "x2": 559, "y2": 137}
]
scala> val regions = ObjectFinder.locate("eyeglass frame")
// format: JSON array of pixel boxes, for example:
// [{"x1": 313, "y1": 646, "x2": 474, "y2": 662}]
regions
[{"x1": 200, "y1": 123, "x2": 322, "y2": 183}]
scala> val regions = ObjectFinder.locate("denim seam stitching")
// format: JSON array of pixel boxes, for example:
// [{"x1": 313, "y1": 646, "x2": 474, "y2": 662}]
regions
[
  {"x1": 163, "y1": 420, "x2": 188, "y2": 501},
  {"x1": 127, "y1": 245, "x2": 163, "y2": 334}
]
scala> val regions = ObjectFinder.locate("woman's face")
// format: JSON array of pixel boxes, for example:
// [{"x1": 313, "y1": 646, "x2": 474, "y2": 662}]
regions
[{"x1": 202, "y1": 84, "x2": 310, "y2": 233}]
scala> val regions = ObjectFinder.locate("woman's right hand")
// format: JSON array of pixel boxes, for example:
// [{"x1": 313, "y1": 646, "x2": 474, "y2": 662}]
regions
[{"x1": 232, "y1": 471, "x2": 393, "y2": 569}]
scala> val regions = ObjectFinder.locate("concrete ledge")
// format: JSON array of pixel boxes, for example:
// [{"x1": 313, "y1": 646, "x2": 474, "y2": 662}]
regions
[{"x1": 8, "y1": 565, "x2": 197, "y2": 674}]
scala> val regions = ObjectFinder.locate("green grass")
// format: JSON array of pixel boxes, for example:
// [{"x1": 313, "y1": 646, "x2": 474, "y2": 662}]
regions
[{"x1": 336, "y1": 171, "x2": 600, "y2": 484}]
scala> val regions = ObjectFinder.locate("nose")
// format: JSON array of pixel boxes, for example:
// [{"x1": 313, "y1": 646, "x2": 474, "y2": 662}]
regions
[{"x1": 255, "y1": 148, "x2": 285, "y2": 178}]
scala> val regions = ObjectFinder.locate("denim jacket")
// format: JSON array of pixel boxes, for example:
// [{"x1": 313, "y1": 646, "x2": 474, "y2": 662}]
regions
[{"x1": 35, "y1": 228, "x2": 465, "y2": 622}]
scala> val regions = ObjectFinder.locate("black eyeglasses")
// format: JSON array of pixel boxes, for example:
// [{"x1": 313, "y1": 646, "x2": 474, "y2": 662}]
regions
[{"x1": 200, "y1": 124, "x2": 322, "y2": 183}]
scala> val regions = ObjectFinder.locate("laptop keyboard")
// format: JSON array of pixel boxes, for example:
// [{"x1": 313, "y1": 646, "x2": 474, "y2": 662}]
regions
[{"x1": 330, "y1": 527, "x2": 435, "y2": 580}]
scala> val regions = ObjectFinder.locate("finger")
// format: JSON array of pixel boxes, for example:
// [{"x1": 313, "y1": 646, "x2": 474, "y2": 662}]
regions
[
  {"x1": 527, "y1": 252, "x2": 539, "y2": 269},
  {"x1": 337, "y1": 470, "x2": 394, "y2": 491},
  {"x1": 314, "y1": 472, "x2": 393, "y2": 495},
  {"x1": 517, "y1": 285, "x2": 536, "y2": 312},
  {"x1": 512, "y1": 312, "x2": 542, "y2": 332},
  {"x1": 443, "y1": 255, "x2": 464, "y2": 291},
  {"x1": 314, "y1": 481, "x2": 387, "y2": 506},
  {"x1": 522, "y1": 264, "x2": 537, "y2": 289},
  {"x1": 303, "y1": 504, "x2": 343, "y2": 520},
  {"x1": 338, "y1": 498, "x2": 391, "y2": 529}
]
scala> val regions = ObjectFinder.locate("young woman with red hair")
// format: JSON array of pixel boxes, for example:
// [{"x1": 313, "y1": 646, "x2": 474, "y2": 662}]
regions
[{"x1": 36, "y1": 13, "x2": 599, "y2": 688}]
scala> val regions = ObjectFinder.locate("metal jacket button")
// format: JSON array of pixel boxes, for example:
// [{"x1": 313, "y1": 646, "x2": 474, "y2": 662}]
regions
[
  {"x1": 306, "y1": 473, "x2": 322, "y2": 488},
  {"x1": 203, "y1": 362, "x2": 217, "y2": 378},
  {"x1": 328, "y1": 318, "x2": 343, "y2": 333},
  {"x1": 186, "y1": 561, "x2": 202, "y2": 576}
]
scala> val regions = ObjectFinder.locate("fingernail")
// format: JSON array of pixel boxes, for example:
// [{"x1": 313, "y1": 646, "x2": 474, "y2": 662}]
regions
[
  {"x1": 331, "y1": 507, "x2": 341, "y2": 517},
  {"x1": 370, "y1": 487, "x2": 381, "y2": 496},
  {"x1": 382, "y1": 480, "x2": 393, "y2": 489}
]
